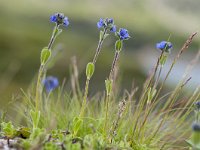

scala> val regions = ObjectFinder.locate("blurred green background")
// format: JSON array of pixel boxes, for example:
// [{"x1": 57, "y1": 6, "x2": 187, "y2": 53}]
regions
[{"x1": 0, "y1": 0, "x2": 200, "y2": 106}]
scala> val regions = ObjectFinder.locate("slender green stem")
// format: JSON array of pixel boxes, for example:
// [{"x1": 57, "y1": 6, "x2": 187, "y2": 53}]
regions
[
  {"x1": 79, "y1": 78, "x2": 89, "y2": 117},
  {"x1": 109, "y1": 51, "x2": 120, "y2": 80},
  {"x1": 35, "y1": 24, "x2": 59, "y2": 112},
  {"x1": 147, "y1": 80, "x2": 191, "y2": 143},
  {"x1": 79, "y1": 28, "x2": 107, "y2": 117},
  {"x1": 104, "y1": 51, "x2": 120, "y2": 136},
  {"x1": 93, "y1": 28, "x2": 107, "y2": 64},
  {"x1": 48, "y1": 24, "x2": 59, "y2": 50},
  {"x1": 104, "y1": 93, "x2": 110, "y2": 135},
  {"x1": 131, "y1": 51, "x2": 164, "y2": 137},
  {"x1": 133, "y1": 51, "x2": 164, "y2": 134},
  {"x1": 35, "y1": 65, "x2": 44, "y2": 112},
  {"x1": 137, "y1": 64, "x2": 163, "y2": 138},
  {"x1": 153, "y1": 65, "x2": 162, "y2": 90}
]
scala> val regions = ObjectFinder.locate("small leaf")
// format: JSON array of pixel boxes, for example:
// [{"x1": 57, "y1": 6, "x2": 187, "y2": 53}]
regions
[
  {"x1": 41, "y1": 47, "x2": 51, "y2": 65},
  {"x1": 55, "y1": 29, "x2": 62, "y2": 37},
  {"x1": 30, "y1": 110, "x2": 40, "y2": 129},
  {"x1": 105, "y1": 79, "x2": 113, "y2": 95},
  {"x1": 86, "y1": 62, "x2": 95, "y2": 80},
  {"x1": 115, "y1": 40, "x2": 123, "y2": 52},
  {"x1": 100, "y1": 30, "x2": 109, "y2": 40},
  {"x1": 16, "y1": 127, "x2": 31, "y2": 139},
  {"x1": 160, "y1": 54, "x2": 168, "y2": 66},
  {"x1": 99, "y1": 31, "x2": 104, "y2": 40},
  {"x1": 29, "y1": 128, "x2": 43, "y2": 140},
  {"x1": 73, "y1": 117, "x2": 83, "y2": 135},
  {"x1": 104, "y1": 33, "x2": 109, "y2": 40},
  {"x1": 21, "y1": 140, "x2": 31, "y2": 150},
  {"x1": 1, "y1": 122, "x2": 17, "y2": 138}
]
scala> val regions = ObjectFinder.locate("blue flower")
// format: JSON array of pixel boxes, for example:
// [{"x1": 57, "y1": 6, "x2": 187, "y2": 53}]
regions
[
  {"x1": 110, "y1": 25, "x2": 117, "y2": 33},
  {"x1": 43, "y1": 76, "x2": 59, "y2": 93},
  {"x1": 97, "y1": 18, "x2": 104, "y2": 29},
  {"x1": 117, "y1": 28, "x2": 130, "y2": 40},
  {"x1": 50, "y1": 13, "x2": 69, "y2": 27},
  {"x1": 156, "y1": 41, "x2": 172, "y2": 52}
]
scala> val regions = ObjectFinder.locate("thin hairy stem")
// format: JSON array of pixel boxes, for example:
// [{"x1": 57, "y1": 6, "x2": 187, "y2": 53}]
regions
[
  {"x1": 79, "y1": 78, "x2": 89, "y2": 117},
  {"x1": 131, "y1": 51, "x2": 164, "y2": 137},
  {"x1": 93, "y1": 28, "x2": 107, "y2": 64},
  {"x1": 35, "y1": 65, "x2": 44, "y2": 112},
  {"x1": 109, "y1": 51, "x2": 120, "y2": 80},
  {"x1": 35, "y1": 24, "x2": 59, "y2": 112},
  {"x1": 104, "y1": 93, "x2": 110, "y2": 135},
  {"x1": 79, "y1": 28, "x2": 108, "y2": 118},
  {"x1": 104, "y1": 51, "x2": 120, "y2": 135},
  {"x1": 48, "y1": 24, "x2": 59, "y2": 50}
]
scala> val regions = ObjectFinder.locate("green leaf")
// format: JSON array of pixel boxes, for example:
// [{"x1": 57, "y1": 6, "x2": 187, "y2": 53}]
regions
[
  {"x1": 16, "y1": 127, "x2": 31, "y2": 139},
  {"x1": 160, "y1": 54, "x2": 168, "y2": 66},
  {"x1": 86, "y1": 62, "x2": 95, "y2": 80},
  {"x1": 73, "y1": 117, "x2": 83, "y2": 135},
  {"x1": 99, "y1": 31, "x2": 104, "y2": 40},
  {"x1": 29, "y1": 128, "x2": 44, "y2": 140},
  {"x1": 1, "y1": 122, "x2": 17, "y2": 138},
  {"x1": 44, "y1": 142, "x2": 59, "y2": 150},
  {"x1": 30, "y1": 110, "x2": 40, "y2": 129},
  {"x1": 21, "y1": 140, "x2": 31, "y2": 150},
  {"x1": 105, "y1": 79, "x2": 113, "y2": 95},
  {"x1": 55, "y1": 28, "x2": 62, "y2": 38},
  {"x1": 100, "y1": 31, "x2": 109, "y2": 40},
  {"x1": 41, "y1": 47, "x2": 51, "y2": 65},
  {"x1": 104, "y1": 33, "x2": 109, "y2": 40},
  {"x1": 115, "y1": 40, "x2": 123, "y2": 52}
]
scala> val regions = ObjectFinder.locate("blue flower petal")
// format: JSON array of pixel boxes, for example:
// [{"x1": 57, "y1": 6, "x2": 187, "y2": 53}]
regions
[
  {"x1": 50, "y1": 15, "x2": 57, "y2": 23},
  {"x1": 97, "y1": 18, "x2": 104, "y2": 29},
  {"x1": 63, "y1": 17, "x2": 69, "y2": 27},
  {"x1": 110, "y1": 25, "x2": 117, "y2": 32},
  {"x1": 168, "y1": 42, "x2": 173, "y2": 49}
]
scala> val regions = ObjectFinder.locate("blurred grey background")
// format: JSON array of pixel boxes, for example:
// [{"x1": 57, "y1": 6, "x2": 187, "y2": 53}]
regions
[{"x1": 0, "y1": 0, "x2": 199, "y2": 106}]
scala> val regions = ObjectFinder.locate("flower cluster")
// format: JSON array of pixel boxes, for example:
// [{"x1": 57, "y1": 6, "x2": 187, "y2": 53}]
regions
[
  {"x1": 50, "y1": 13, "x2": 69, "y2": 27},
  {"x1": 97, "y1": 18, "x2": 116, "y2": 32},
  {"x1": 156, "y1": 41, "x2": 172, "y2": 53},
  {"x1": 43, "y1": 76, "x2": 59, "y2": 93},
  {"x1": 116, "y1": 28, "x2": 130, "y2": 41}
]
